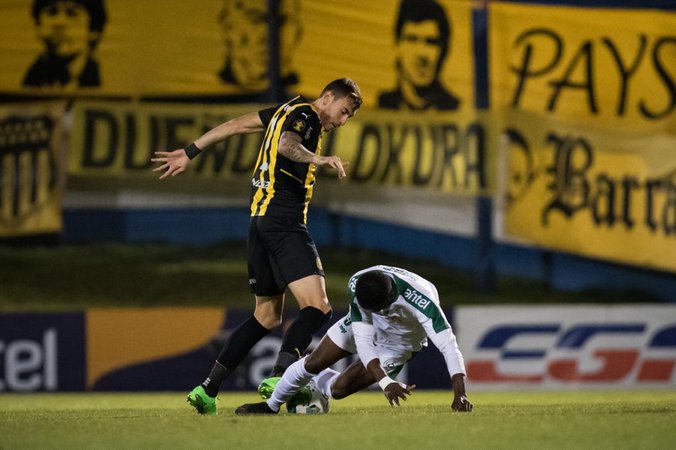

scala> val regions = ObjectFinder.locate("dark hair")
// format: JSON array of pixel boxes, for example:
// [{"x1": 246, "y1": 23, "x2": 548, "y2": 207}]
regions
[
  {"x1": 394, "y1": 0, "x2": 450, "y2": 64},
  {"x1": 32, "y1": 0, "x2": 107, "y2": 33},
  {"x1": 355, "y1": 270, "x2": 398, "y2": 312},
  {"x1": 320, "y1": 77, "x2": 363, "y2": 109}
]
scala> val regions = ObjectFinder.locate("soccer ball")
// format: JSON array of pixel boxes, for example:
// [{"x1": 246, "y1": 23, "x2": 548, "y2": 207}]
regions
[{"x1": 286, "y1": 379, "x2": 330, "y2": 414}]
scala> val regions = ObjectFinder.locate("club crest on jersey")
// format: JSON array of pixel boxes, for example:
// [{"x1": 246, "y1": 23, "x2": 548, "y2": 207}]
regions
[
  {"x1": 293, "y1": 120, "x2": 306, "y2": 133},
  {"x1": 259, "y1": 161, "x2": 269, "y2": 172}
]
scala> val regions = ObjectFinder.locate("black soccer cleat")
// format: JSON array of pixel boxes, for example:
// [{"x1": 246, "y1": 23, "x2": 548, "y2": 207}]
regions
[{"x1": 235, "y1": 401, "x2": 278, "y2": 415}]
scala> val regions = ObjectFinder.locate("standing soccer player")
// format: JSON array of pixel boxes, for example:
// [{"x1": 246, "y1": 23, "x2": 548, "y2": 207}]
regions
[
  {"x1": 236, "y1": 265, "x2": 473, "y2": 414},
  {"x1": 152, "y1": 78, "x2": 362, "y2": 415}
]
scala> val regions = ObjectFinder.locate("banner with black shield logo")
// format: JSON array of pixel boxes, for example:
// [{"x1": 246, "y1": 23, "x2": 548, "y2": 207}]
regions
[{"x1": 0, "y1": 103, "x2": 65, "y2": 237}]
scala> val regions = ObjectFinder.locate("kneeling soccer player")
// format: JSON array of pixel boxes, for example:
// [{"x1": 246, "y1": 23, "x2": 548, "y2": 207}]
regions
[{"x1": 235, "y1": 265, "x2": 473, "y2": 414}]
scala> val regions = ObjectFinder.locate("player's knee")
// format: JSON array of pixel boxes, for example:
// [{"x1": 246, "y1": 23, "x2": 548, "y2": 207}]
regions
[
  {"x1": 302, "y1": 298, "x2": 331, "y2": 315},
  {"x1": 253, "y1": 313, "x2": 282, "y2": 329},
  {"x1": 316, "y1": 302, "x2": 332, "y2": 315},
  {"x1": 303, "y1": 355, "x2": 324, "y2": 375},
  {"x1": 330, "y1": 384, "x2": 348, "y2": 400}
]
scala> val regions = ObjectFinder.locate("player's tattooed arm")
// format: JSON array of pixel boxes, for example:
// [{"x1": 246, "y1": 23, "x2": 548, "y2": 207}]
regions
[
  {"x1": 279, "y1": 131, "x2": 318, "y2": 164},
  {"x1": 279, "y1": 131, "x2": 348, "y2": 179}
]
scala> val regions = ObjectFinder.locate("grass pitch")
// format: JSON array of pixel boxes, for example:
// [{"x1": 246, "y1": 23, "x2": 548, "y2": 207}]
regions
[{"x1": 1, "y1": 390, "x2": 675, "y2": 449}]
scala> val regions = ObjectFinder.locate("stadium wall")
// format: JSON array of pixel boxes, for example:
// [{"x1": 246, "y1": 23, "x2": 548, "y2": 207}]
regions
[{"x1": 1, "y1": 306, "x2": 674, "y2": 393}]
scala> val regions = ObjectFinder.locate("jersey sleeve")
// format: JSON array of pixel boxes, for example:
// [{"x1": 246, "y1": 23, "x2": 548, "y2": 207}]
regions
[
  {"x1": 428, "y1": 326, "x2": 467, "y2": 377},
  {"x1": 352, "y1": 321, "x2": 379, "y2": 369},
  {"x1": 258, "y1": 104, "x2": 281, "y2": 128},
  {"x1": 404, "y1": 280, "x2": 466, "y2": 376}
]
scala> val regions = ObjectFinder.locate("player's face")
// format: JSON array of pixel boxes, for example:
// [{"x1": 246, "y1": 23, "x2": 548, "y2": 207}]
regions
[
  {"x1": 396, "y1": 20, "x2": 443, "y2": 87},
  {"x1": 221, "y1": 0, "x2": 301, "y2": 88},
  {"x1": 36, "y1": 1, "x2": 92, "y2": 58},
  {"x1": 318, "y1": 94, "x2": 357, "y2": 132}
]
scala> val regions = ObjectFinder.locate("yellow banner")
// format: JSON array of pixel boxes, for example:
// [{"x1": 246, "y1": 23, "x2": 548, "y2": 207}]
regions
[
  {"x1": 68, "y1": 101, "x2": 264, "y2": 179},
  {"x1": 0, "y1": 102, "x2": 65, "y2": 237},
  {"x1": 490, "y1": 3, "x2": 675, "y2": 132},
  {"x1": 0, "y1": 0, "x2": 474, "y2": 106},
  {"x1": 502, "y1": 110, "x2": 676, "y2": 273},
  {"x1": 323, "y1": 109, "x2": 493, "y2": 194},
  {"x1": 69, "y1": 101, "x2": 494, "y2": 194}
]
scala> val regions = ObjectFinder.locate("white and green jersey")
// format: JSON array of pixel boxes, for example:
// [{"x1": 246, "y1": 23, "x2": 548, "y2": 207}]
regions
[{"x1": 347, "y1": 265, "x2": 466, "y2": 377}]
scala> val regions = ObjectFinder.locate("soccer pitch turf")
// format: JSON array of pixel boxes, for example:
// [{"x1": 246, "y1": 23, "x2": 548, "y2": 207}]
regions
[{"x1": 1, "y1": 391, "x2": 675, "y2": 449}]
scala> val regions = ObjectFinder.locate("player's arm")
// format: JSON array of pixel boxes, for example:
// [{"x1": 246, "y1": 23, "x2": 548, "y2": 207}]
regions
[
  {"x1": 278, "y1": 131, "x2": 348, "y2": 179},
  {"x1": 450, "y1": 373, "x2": 471, "y2": 412},
  {"x1": 152, "y1": 111, "x2": 264, "y2": 180},
  {"x1": 352, "y1": 321, "x2": 414, "y2": 407},
  {"x1": 428, "y1": 326, "x2": 473, "y2": 412}
]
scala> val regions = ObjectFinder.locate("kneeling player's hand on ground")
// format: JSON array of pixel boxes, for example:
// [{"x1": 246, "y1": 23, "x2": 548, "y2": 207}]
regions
[
  {"x1": 451, "y1": 395, "x2": 473, "y2": 412},
  {"x1": 383, "y1": 382, "x2": 415, "y2": 407}
]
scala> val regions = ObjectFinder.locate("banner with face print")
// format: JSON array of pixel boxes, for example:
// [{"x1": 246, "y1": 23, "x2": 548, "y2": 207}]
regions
[
  {"x1": 0, "y1": 102, "x2": 65, "y2": 237},
  {"x1": 0, "y1": 0, "x2": 474, "y2": 103},
  {"x1": 293, "y1": 0, "x2": 474, "y2": 110},
  {"x1": 0, "y1": 0, "x2": 303, "y2": 96}
]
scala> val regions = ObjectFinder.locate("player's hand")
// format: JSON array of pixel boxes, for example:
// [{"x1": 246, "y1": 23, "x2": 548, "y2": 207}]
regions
[
  {"x1": 451, "y1": 395, "x2": 473, "y2": 412},
  {"x1": 383, "y1": 382, "x2": 415, "y2": 407},
  {"x1": 317, "y1": 155, "x2": 349, "y2": 179},
  {"x1": 152, "y1": 150, "x2": 190, "y2": 179}
]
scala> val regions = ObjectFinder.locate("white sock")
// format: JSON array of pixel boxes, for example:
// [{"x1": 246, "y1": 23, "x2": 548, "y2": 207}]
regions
[
  {"x1": 267, "y1": 356, "x2": 314, "y2": 412},
  {"x1": 312, "y1": 368, "x2": 340, "y2": 399}
]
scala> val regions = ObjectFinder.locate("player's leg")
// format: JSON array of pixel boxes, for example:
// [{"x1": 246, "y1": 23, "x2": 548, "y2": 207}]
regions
[
  {"x1": 235, "y1": 321, "x2": 352, "y2": 415},
  {"x1": 268, "y1": 274, "x2": 332, "y2": 374},
  {"x1": 327, "y1": 351, "x2": 412, "y2": 400},
  {"x1": 259, "y1": 315, "x2": 354, "y2": 401},
  {"x1": 188, "y1": 218, "x2": 284, "y2": 415},
  {"x1": 327, "y1": 360, "x2": 377, "y2": 400},
  {"x1": 206, "y1": 294, "x2": 284, "y2": 395},
  {"x1": 187, "y1": 294, "x2": 283, "y2": 414},
  {"x1": 260, "y1": 220, "x2": 332, "y2": 376}
]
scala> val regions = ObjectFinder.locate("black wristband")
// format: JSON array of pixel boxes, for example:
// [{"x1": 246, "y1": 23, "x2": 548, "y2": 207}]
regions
[{"x1": 184, "y1": 143, "x2": 201, "y2": 160}]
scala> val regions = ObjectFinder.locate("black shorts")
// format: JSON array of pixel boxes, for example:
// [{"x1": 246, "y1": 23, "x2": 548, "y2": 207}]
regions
[{"x1": 247, "y1": 215, "x2": 325, "y2": 296}]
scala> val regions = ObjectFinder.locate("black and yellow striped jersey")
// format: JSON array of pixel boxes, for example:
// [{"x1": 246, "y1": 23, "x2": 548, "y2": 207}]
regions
[{"x1": 251, "y1": 96, "x2": 322, "y2": 224}]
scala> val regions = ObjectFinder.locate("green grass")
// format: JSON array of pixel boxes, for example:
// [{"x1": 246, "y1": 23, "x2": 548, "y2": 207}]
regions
[
  {"x1": 1, "y1": 391, "x2": 674, "y2": 449},
  {"x1": 0, "y1": 243, "x2": 657, "y2": 312}
]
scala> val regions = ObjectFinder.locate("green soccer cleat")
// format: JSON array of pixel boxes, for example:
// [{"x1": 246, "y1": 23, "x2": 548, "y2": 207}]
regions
[
  {"x1": 187, "y1": 385, "x2": 218, "y2": 415},
  {"x1": 257, "y1": 376, "x2": 312, "y2": 405},
  {"x1": 257, "y1": 377, "x2": 281, "y2": 399}
]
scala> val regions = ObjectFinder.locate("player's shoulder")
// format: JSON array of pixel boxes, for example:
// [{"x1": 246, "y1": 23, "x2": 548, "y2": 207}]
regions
[
  {"x1": 284, "y1": 98, "x2": 319, "y2": 136},
  {"x1": 381, "y1": 267, "x2": 440, "y2": 308},
  {"x1": 286, "y1": 96, "x2": 318, "y2": 116}
]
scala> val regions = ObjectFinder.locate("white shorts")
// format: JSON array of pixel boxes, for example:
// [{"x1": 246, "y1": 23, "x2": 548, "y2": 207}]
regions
[{"x1": 326, "y1": 315, "x2": 413, "y2": 378}]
